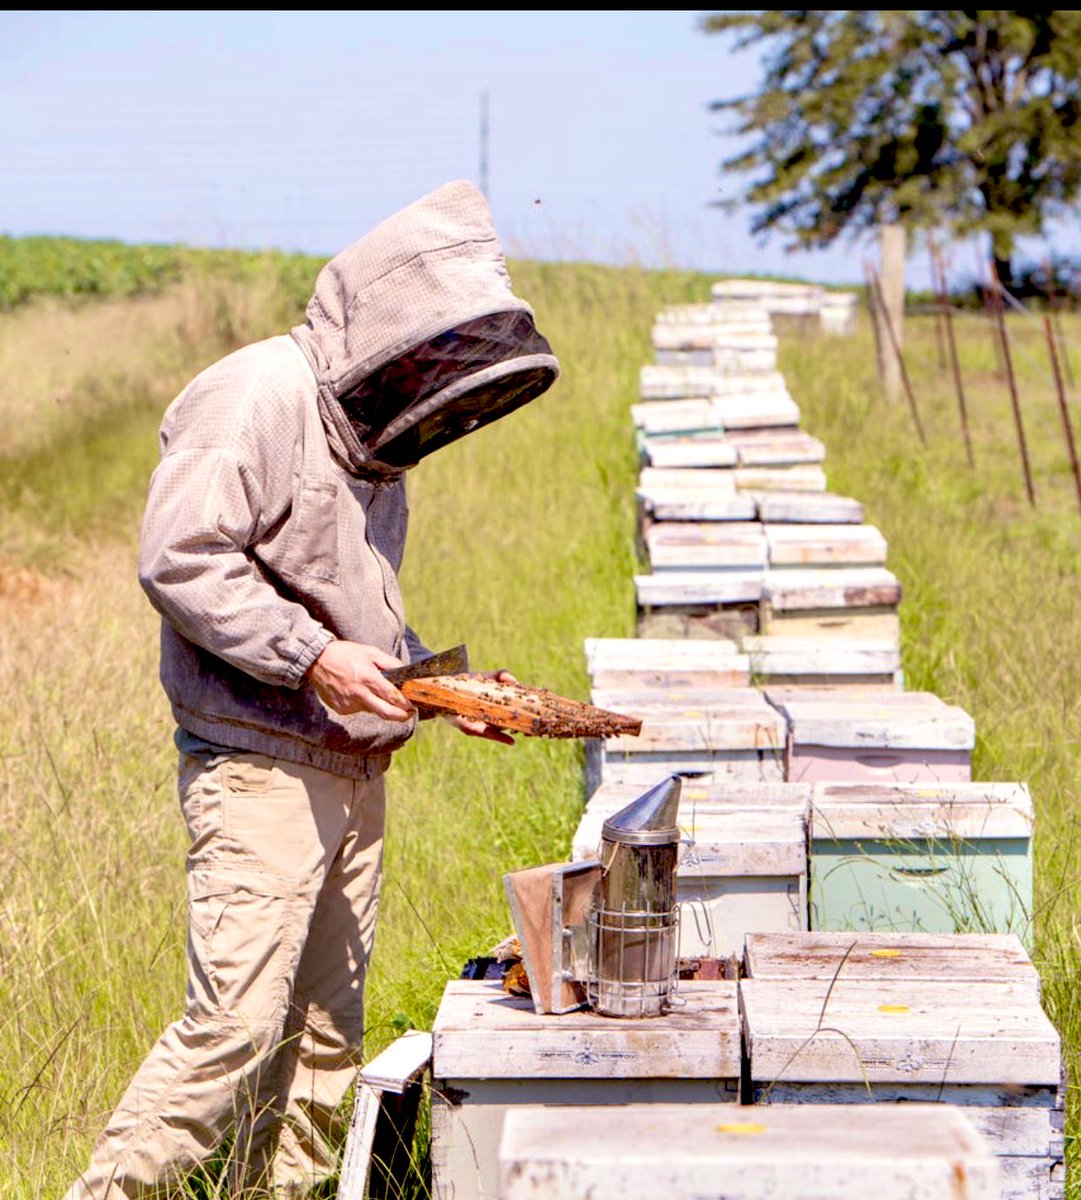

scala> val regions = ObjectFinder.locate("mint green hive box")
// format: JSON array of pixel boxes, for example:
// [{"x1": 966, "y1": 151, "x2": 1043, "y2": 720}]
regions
[{"x1": 809, "y1": 782, "x2": 1034, "y2": 944}]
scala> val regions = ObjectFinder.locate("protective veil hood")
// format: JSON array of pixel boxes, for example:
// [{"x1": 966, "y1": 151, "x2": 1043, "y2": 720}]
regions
[{"x1": 291, "y1": 180, "x2": 560, "y2": 477}]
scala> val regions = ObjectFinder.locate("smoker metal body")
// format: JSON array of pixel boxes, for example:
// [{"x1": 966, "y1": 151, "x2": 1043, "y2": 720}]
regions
[{"x1": 587, "y1": 776, "x2": 682, "y2": 1018}]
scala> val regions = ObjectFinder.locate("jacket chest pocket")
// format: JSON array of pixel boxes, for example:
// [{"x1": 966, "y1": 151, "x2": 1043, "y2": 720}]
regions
[{"x1": 280, "y1": 480, "x2": 340, "y2": 583}]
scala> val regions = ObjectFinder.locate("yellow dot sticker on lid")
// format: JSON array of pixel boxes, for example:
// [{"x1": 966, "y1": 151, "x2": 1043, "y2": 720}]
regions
[
  {"x1": 878, "y1": 1004, "x2": 910, "y2": 1013},
  {"x1": 871, "y1": 949, "x2": 902, "y2": 958},
  {"x1": 716, "y1": 1122, "x2": 767, "y2": 1135}
]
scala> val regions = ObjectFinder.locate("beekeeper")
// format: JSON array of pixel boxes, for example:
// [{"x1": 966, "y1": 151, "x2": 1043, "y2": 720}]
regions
[{"x1": 64, "y1": 180, "x2": 560, "y2": 1199}]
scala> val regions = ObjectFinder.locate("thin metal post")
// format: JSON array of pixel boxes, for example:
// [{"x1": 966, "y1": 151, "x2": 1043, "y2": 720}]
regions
[
  {"x1": 976, "y1": 248, "x2": 1006, "y2": 379},
  {"x1": 990, "y1": 266, "x2": 1036, "y2": 507},
  {"x1": 929, "y1": 235, "x2": 947, "y2": 371},
  {"x1": 933, "y1": 242, "x2": 974, "y2": 467},
  {"x1": 1045, "y1": 256, "x2": 1076, "y2": 390},
  {"x1": 869, "y1": 264, "x2": 927, "y2": 445},
  {"x1": 1044, "y1": 316, "x2": 1081, "y2": 515},
  {"x1": 863, "y1": 260, "x2": 885, "y2": 387}
]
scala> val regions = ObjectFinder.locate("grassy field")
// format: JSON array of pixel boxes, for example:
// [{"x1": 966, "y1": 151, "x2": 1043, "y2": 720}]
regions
[{"x1": 0, "y1": 245, "x2": 1077, "y2": 1196}]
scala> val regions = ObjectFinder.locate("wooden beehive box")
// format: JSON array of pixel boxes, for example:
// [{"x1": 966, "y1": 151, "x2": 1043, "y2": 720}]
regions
[
  {"x1": 743, "y1": 931, "x2": 1041, "y2": 995},
  {"x1": 637, "y1": 481, "x2": 759, "y2": 527},
  {"x1": 583, "y1": 636, "x2": 750, "y2": 690},
  {"x1": 653, "y1": 316, "x2": 773, "y2": 346},
  {"x1": 635, "y1": 569, "x2": 764, "y2": 639},
  {"x1": 723, "y1": 429, "x2": 827, "y2": 466},
  {"x1": 496, "y1": 1102, "x2": 1003, "y2": 1200},
  {"x1": 753, "y1": 491, "x2": 864, "y2": 524},
  {"x1": 710, "y1": 370, "x2": 790, "y2": 396},
  {"x1": 430, "y1": 978, "x2": 741, "y2": 1200},
  {"x1": 808, "y1": 782, "x2": 1034, "y2": 939},
  {"x1": 636, "y1": 465, "x2": 758, "y2": 531},
  {"x1": 645, "y1": 522, "x2": 768, "y2": 573},
  {"x1": 740, "y1": 977, "x2": 1064, "y2": 1200},
  {"x1": 735, "y1": 464, "x2": 829, "y2": 493},
  {"x1": 767, "y1": 689, "x2": 975, "y2": 783},
  {"x1": 639, "y1": 363, "x2": 715, "y2": 400},
  {"x1": 641, "y1": 433, "x2": 740, "y2": 469},
  {"x1": 762, "y1": 566, "x2": 902, "y2": 642},
  {"x1": 741, "y1": 636, "x2": 903, "y2": 690},
  {"x1": 710, "y1": 343, "x2": 779, "y2": 374},
  {"x1": 631, "y1": 398, "x2": 722, "y2": 437},
  {"x1": 582, "y1": 687, "x2": 787, "y2": 792},
  {"x1": 711, "y1": 394, "x2": 803, "y2": 430},
  {"x1": 765, "y1": 522, "x2": 888, "y2": 568},
  {"x1": 572, "y1": 786, "x2": 808, "y2": 958}
]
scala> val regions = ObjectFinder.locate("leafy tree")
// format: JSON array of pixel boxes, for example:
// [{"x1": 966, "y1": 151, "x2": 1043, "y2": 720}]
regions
[{"x1": 703, "y1": 11, "x2": 1081, "y2": 285}]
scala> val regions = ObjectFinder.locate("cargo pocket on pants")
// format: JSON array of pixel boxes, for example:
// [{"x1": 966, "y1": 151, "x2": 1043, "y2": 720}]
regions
[{"x1": 188, "y1": 868, "x2": 296, "y2": 1028}]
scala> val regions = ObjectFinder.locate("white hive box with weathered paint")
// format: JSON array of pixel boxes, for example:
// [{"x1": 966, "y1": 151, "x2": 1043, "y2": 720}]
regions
[
  {"x1": 808, "y1": 781, "x2": 1034, "y2": 939},
  {"x1": 753, "y1": 490, "x2": 864, "y2": 523},
  {"x1": 641, "y1": 432, "x2": 825, "y2": 473},
  {"x1": 765, "y1": 522, "x2": 888, "y2": 568},
  {"x1": 631, "y1": 398, "x2": 722, "y2": 437},
  {"x1": 819, "y1": 290, "x2": 860, "y2": 334},
  {"x1": 573, "y1": 782, "x2": 809, "y2": 958},
  {"x1": 740, "y1": 977, "x2": 1064, "y2": 1200},
  {"x1": 741, "y1": 636, "x2": 903, "y2": 689},
  {"x1": 640, "y1": 434, "x2": 740, "y2": 470},
  {"x1": 637, "y1": 476, "x2": 759, "y2": 525},
  {"x1": 655, "y1": 302, "x2": 720, "y2": 324},
  {"x1": 712, "y1": 393, "x2": 803, "y2": 431},
  {"x1": 722, "y1": 429, "x2": 827, "y2": 466},
  {"x1": 646, "y1": 522, "x2": 768, "y2": 572},
  {"x1": 656, "y1": 300, "x2": 771, "y2": 325},
  {"x1": 652, "y1": 317, "x2": 773, "y2": 349},
  {"x1": 582, "y1": 687, "x2": 787, "y2": 792},
  {"x1": 653, "y1": 331, "x2": 779, "y2": 370},
  {"x1": 635, "y1": 569, "x2": 765, "y2": 639},
  {"x1": 639, "y1": 363, "x2": 717, "y2": 400},
  {"x1": 496, "y1": 1102, "x2": 1003, "y2": 1200},
  {"x1": 636, "y1": 465, "x2": 756, "y2": 527},
  {"x1": 710, "y1": 370, "x2": 790, "y2": 396},
  {"x1": 742, "y1": 930, "x2": 1041, "y2": 995},
  {"x1": 430, "y1": 978, "x2": 741, "y2": 1200},
  {"x1": 768, "y1": 688, "x2": 975, "y2": 783},
  {"x1": 736, "y1": 463, "x2": 828, "y2": 493},
  {"x1": 712, "y1": 278, "x2": 824, "y2": 315},
  {"x1": 584, "y1": 636, "x2": 750, "y2": 690},
  {"x1": 762, "y1": 566, "x2": 902, "y2": 642}
]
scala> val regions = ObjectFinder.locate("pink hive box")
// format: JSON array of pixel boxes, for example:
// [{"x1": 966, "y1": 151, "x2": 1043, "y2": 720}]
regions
[{"x1": 766, "y1": 688, "x2": 975, "y2": 784}]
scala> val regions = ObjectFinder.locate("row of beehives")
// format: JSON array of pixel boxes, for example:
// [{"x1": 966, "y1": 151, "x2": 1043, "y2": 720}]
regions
[
  {"x1": 654, "y1": 278, "x2": 860, "y2": 340},
  {"x1": 561, "y1": 296, "x2": 1059, "y2": 1199},
  {"x1": 634, "y1": 324, "x2": 902, "y2": 644},
  {"x1": 587, "y1": 298, "x2": 1033, "y2": 943},
  {"x1": 428, "y1": 931, "x2": 1064, "y2": 1200}
]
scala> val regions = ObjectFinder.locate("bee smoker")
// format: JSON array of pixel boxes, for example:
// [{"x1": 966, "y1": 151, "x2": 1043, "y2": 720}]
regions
[{"x1": 587, "y1": 774, "x2": 682, "y2": 1018}]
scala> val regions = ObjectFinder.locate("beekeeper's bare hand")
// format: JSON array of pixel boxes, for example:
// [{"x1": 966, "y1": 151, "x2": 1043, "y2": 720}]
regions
[
  {"x1": 306, "y1": 640, "x2": 414, "y2": 721},
  {"x1": 442, "y1": 668, "x2": 517, "y2": 745}
]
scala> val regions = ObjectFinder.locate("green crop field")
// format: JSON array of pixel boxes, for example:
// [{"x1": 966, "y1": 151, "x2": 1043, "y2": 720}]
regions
[{"x1": 0, "y1": 240, "x2": 1076, "y2": 1197}]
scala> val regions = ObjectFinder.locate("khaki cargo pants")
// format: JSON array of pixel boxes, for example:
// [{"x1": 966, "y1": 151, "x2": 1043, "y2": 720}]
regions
[{"x1": 65, "y1": 751, "x2": 386, "y2": 1198}]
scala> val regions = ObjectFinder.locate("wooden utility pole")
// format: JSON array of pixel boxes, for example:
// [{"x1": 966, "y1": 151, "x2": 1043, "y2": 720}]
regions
[
  {"x1": 877, "y1": 224, "x2": 906, "y2": 403},
  {"x1": 479, "y1": 89, "x2": 490, "y2": 200}
]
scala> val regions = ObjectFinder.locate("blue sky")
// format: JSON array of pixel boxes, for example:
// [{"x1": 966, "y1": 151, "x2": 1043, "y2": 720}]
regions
[{"x1": 2, "y1": 11, "x2": 1076, "y2": 288}]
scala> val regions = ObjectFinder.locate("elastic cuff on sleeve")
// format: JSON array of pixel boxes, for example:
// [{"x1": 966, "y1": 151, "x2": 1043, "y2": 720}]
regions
[{"x1": 287, "y1": 627, "x2": 335, "y2": 689}]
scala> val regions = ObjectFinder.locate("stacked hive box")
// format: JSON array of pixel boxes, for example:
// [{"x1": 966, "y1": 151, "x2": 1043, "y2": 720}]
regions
[{"x1": 418, "y1": 285, "x2": 1063, "y2": 1200}]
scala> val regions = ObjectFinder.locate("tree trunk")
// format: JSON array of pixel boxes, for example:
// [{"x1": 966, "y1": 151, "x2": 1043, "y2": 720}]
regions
[{"x1": 992, "y1": 232, "x2": 1014, "y2": 292}]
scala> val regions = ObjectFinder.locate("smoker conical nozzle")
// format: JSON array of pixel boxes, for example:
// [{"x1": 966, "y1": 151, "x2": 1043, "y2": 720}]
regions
[{"x1": 601, "y1": 774, "x2": 682, "y2": 847}]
